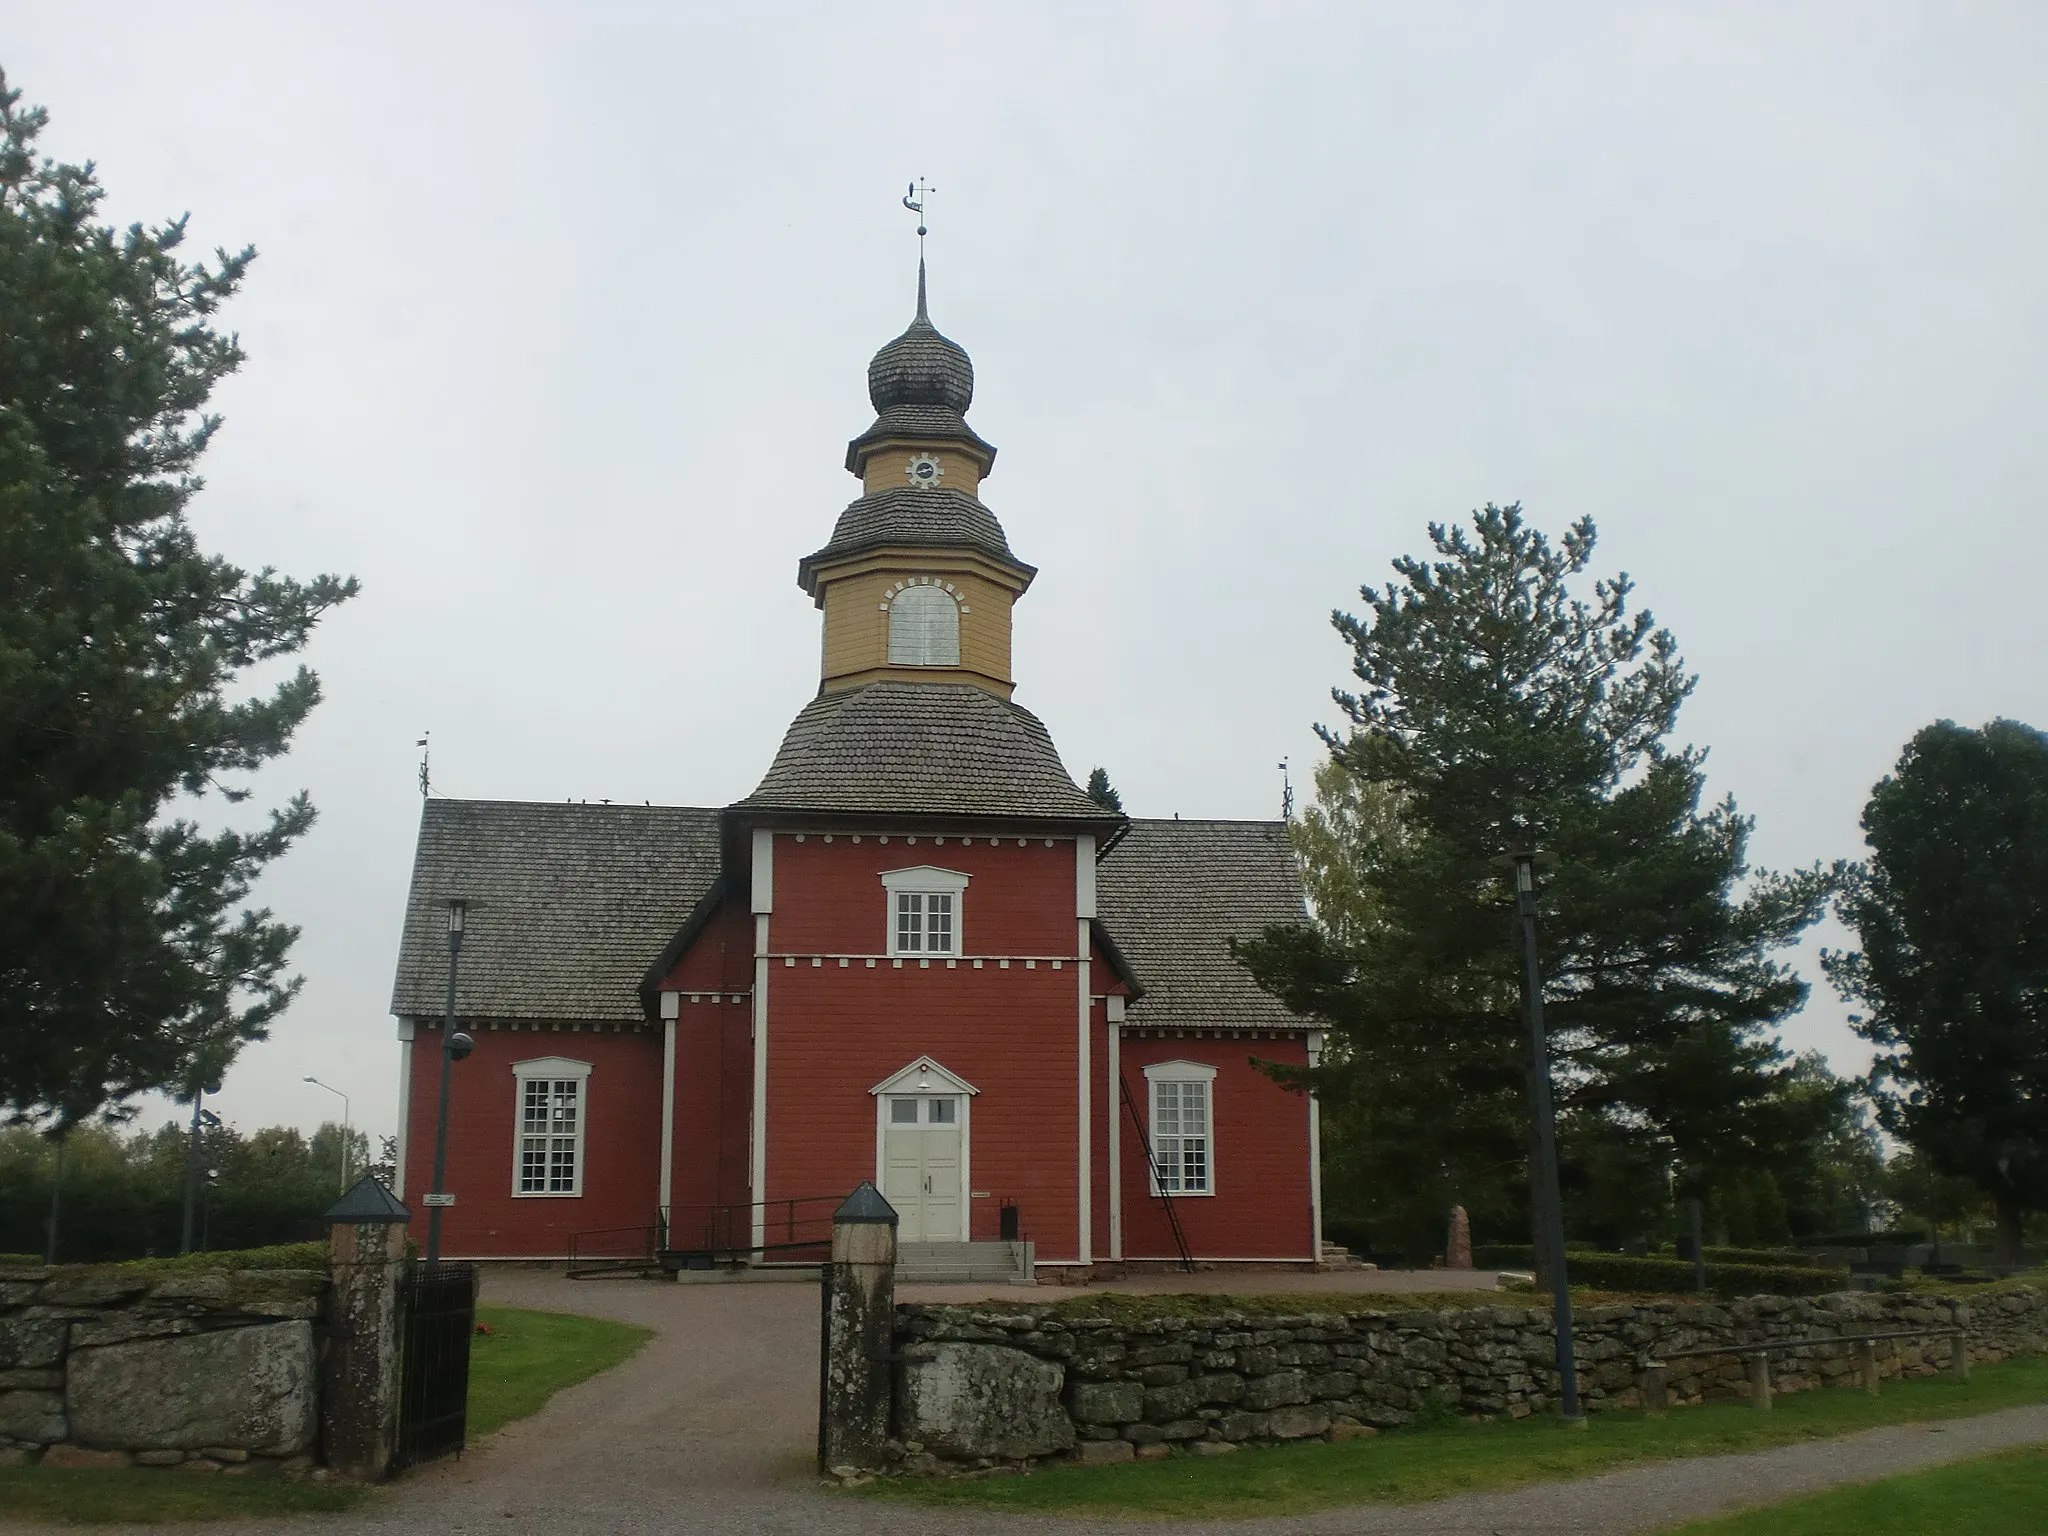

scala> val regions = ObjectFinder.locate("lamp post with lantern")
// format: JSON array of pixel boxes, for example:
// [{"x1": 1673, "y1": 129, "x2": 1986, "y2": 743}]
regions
[
  {"x1": 426, "y1": 898, "x2": 475, "y2": 1262},
  {"x1": 302, "y1": 1076, "x2": 351, "y2": 1194},
  {"x1": 1496, "y1": 848, "x2": 1583, "y2": 1425}
]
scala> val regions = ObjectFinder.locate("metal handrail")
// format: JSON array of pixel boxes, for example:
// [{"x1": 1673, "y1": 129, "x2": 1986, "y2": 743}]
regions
[
  {"x1": 658, "y1": 1195, "x2": 844, "y2": 1263},
  {"x1": 564, "y1": 1222, "x2": 661, "y2": 1278},
  {"x1": 1643, "y1": 1325, "x2": 1963, "y2": 1366},
  {"x1": 1638, "y1": 1324, "x2": 1969, "y2": 1411}
]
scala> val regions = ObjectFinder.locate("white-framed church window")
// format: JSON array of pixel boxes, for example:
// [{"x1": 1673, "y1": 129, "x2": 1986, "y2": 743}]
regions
[
  {"x1": 887, "y1": 583, "x2": 960, "y2": 666},
  {"x1": 880, "y1": 866, "x2": 970, "y2": 957},
  {"x1": 1143, "y1": 1060, "x2": 1217, "y2": 1196},
  {"x1": 512, "y1": 1057, "x2": 592, "y2": 1197}
]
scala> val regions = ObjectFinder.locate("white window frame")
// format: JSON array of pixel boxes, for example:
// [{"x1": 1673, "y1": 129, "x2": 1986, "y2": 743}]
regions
[
  {"x1": 511, "y1": 1057, "x2": 593, "y2": 1198},
  {"x1": 880, "y1": 866, "x2": 970, "y2": 957},
  {"x1": 1143, "y1": 1060, "x2": 1217, "y2": 1197},
  {"x1": 886, "y1": 583, "x2": 961, "y2": 666}
]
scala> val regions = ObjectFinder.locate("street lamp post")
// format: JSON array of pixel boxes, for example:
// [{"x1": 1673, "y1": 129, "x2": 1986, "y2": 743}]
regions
[
  {"x1": 1505, "y1": 850, "x2": 1583, "y2": 1425},
  {"x1": 302, "y1": 1076, "x2": 351, "y2": 1194},
  {"x1": 43, "y1": 1134, "x2": 67, "y2": 1266},
  {"x1": 426, "y1": 899, "x2": 475, "y2": 1262},
  {"x1": 180, "y1": 1100, "x2": 222, "y2": 1256}
]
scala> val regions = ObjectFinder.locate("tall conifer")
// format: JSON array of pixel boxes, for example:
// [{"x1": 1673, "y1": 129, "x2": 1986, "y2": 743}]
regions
[
  {"x1": 0, "y1": 73, "x2": 356, "y2": 1123},
  {"x1": 1237, "y1": 505, "x2": 1830, "y2": 1250}
]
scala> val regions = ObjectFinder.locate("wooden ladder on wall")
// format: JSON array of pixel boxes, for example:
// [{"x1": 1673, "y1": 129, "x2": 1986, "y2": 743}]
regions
[{"x1": 1119, "y1": 1074, "x2": 1196, "y2": 1272}]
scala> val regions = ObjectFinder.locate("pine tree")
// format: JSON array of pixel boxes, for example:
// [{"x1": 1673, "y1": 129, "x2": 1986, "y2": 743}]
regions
[
  {"x1": 0, "y1": 73, "x2": 356, "y2": 1125},
  {"x1": 1085, "y1": 767, "x2": 1124, "y2": 814},
  {"x1": 1824, "y1": 718, "x2": 2048, "y2": 1264},
  {"x1": 1237, "y1": 505, "x2": 1830, "y2": 1253}
]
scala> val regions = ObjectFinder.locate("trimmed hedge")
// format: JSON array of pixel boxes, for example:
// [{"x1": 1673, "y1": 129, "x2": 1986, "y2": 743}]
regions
[
  {"x1": 1655, "y1": 1244, "x2": 1838, "y2": 1268},
  {"x1": 1474, "y1": 1243, "x2": 1574, "y2": 1268},
  {"x1": 102, "y1": 1240, "x2": 327, "y2": 1274},
  {"x1": 1569, "y1": 1253, "x2": 1847, "y2": 1297},
  {"x1": 1474, "y1": 1245, "x2": 1849, "y2": 1297},
  {"x1": 1806, "y1": 1229, "x2": 1927, "y2": 1248}
]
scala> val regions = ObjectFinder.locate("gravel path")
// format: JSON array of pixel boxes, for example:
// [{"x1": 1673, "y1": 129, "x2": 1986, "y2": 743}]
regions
[{"x1": 10, "y1": 1272, "x2": 2041, "y2": 1535}]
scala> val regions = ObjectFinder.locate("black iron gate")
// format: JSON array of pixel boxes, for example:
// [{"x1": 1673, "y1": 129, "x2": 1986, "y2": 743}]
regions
[{"x1": 395, "y1": 1261, "x2": 476, "y2": 1470}]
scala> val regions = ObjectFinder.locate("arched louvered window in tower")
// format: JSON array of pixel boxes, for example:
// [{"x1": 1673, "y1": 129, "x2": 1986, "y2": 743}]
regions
[{"x1": 887, "y1": 584, "x2": 961, "y2": 666}]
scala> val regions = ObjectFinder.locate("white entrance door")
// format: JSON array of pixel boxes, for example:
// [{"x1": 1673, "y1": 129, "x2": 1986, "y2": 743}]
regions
[{"x1": 881, "y1": 1095, "x2": 963, "y2": 1241}]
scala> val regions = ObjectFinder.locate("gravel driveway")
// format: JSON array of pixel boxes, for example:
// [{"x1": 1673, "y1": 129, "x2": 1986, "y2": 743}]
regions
[{"x1": 12, "y1": 1271, "x2": 2040, "y2": 1535}]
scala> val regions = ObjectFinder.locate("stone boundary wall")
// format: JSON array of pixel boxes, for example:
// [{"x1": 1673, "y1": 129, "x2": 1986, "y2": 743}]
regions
[
  {"x1": 890, "y1": 1286, "x2": 2048, "y2": 1472},
  {"x1": 0, "y1": 1265, "x2": 327, "y2": 1474}
]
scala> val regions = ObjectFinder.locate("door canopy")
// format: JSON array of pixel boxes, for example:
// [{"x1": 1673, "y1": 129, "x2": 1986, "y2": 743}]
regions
[{"x1": 869, "y1": 1056, "x2": 980, "y2": 1097}]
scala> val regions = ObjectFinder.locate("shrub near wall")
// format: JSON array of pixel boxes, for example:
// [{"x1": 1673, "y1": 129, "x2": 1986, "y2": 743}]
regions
[
  {"x1": 888, "y1": 1286, "x2": 2048, "y2": 1472},
  {"x1": 0, "y1": 1259, "x2": 326, "y2": 1470},
  {"x1": 1472, "y1": 1245, "x2": 1848, "y2": 1297}
]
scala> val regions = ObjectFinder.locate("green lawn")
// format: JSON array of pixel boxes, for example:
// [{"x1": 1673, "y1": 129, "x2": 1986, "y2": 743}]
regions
[
  {"x1": 1664, "y1": 1446, "x2": 2048, "y2": 1535},
  {"x1": 0, "y1": 1301, "x2": 649, "y2": 1522},
  {"x1": 468, "y1": 1303, "x2": 653, "y2": 1437},
  {"x1": 860, "y1": 1353, "x2": 2048, "y2": 1520},
  {"x1": 0, "y1": 1467, "x2": 363, "y2": 1524}
]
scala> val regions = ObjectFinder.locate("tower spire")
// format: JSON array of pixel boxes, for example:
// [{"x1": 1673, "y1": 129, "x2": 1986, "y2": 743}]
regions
[{"x1": 916, "y1": 258, "x2": 928, "y2": 322}]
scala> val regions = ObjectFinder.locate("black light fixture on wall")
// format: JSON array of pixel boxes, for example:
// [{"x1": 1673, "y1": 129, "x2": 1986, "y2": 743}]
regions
[{"x1": 425, "y1": 898, "x2": 475, "y2": 1263}]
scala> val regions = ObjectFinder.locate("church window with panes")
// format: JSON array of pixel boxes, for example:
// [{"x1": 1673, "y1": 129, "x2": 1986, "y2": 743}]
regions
[{"x1": 512, "y1": 1058, "x2": 591, "y2": 1196}]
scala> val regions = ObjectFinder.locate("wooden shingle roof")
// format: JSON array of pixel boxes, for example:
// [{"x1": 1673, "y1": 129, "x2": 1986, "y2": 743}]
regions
[
  {"x1": 388, "y1": 800, "x2": 720, "y2": 1022},
  {"x1": 798, "y1": 488, "x2": 1029, "y2": 595},
  {"x1": 387, "y1": 806, "x2": 1311, "y2": 1035},
  {"x1": 1097, "y1": 819, "x2": 1310, "y2": 1034},
  {"x1": 735, "y1": 682, "x2": 1113, "y2": 823}
]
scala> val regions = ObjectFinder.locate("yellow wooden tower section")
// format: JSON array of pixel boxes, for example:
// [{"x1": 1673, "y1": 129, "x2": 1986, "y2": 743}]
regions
[{"x1": 798, "y1": 264, "x2": 1036, "y2": 700}]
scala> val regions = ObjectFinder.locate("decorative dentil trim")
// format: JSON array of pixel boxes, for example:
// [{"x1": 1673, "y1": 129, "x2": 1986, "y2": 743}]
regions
[{"x1": 877, "y1": 575, "x2": 971, "y2": 614}]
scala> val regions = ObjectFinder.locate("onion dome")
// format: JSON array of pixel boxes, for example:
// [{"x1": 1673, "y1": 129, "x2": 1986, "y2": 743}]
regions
[{"x1": 866, "y1": 262, "x2": 974, "y2": 414}]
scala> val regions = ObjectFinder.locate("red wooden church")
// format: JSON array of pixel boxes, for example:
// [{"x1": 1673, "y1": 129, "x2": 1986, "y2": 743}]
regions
[{"x1": 388, "y1": 268, "x2": 1324, "y2": 1278}]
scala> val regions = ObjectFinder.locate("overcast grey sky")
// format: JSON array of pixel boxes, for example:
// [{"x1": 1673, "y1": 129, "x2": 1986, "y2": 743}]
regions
[{"x1": 10, "y1": 2, "x2": 2046, "y2": 1147}]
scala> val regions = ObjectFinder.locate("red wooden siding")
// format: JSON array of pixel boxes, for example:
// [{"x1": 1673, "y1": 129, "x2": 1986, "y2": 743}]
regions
[
  {"x1": 770, "y1": 833, "x2": 1077, "y2": 957},
  {"x1": 668, "y1": 999, "x2": 752, "y2": 1217},
  {"x1": 662, "y1": 902, "x2": 753, "y2": 993},
  {"x1": 403, "y1": 1023, "x2": 662, "y2": 1258},
  {"x1": 399, "y1": 843, "x2": 1315, "y2": 1268},
  {"x1": 764, "y1": 959, "x2": 1085, "y2": 1257},
  {"x1": 1115, "y1": 1034, "x2": 1315, "y2": 1262}
]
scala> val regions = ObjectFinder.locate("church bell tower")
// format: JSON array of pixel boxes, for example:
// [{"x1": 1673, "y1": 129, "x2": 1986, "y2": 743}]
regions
[{"x1": 797, "y1": 264, "x2": 1036, "y2": 700}]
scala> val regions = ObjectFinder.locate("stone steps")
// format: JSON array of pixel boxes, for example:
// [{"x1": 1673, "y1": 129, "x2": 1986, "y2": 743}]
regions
[
  {"x1": 1319, "y1": 1239, "x2": 1374, "y2": 1272},
  {"x1": 896, "y1": 1240, "x2": 1034, "y2": 1285}
]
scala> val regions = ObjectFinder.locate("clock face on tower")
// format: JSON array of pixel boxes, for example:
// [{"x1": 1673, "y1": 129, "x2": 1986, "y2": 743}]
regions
[{"x1": 905, "y1": 453, "x2": 943, "y2": 490}]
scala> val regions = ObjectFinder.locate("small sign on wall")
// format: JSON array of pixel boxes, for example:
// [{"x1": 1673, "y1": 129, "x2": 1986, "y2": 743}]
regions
[{"x1": 421, "y1": 1193, "x2": 457, "y2": 1207}]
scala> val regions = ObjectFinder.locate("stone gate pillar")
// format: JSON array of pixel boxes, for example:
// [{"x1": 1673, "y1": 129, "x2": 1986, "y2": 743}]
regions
[
  {"x1": 818, "y1": 1181, "x2": 897, "y2": 1475},
  {"x1": 321, "y1": 1176, "x2": 412, "y2": 1480}
]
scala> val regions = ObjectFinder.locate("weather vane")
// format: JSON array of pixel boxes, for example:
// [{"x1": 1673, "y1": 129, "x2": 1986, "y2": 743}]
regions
[
  {"x1": 417, "y1": 732, "x2": 431, "y2": 798},
  {"x1": 903, "y1": 178, "x2": 936, "y2": 257},
  {"x1": 1279, "y1": 759, "x2": 1294, "y2": 821}
]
